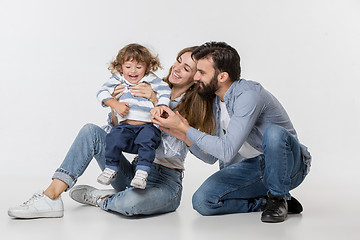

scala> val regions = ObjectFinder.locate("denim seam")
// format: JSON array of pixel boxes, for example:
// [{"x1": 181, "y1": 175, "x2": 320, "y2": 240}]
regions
[
  {"x1": 259, "y1": 158, "x2": 268, "y2": 189},
  {"x1": 280, "y1": 130, "x2": 290, "y2": 195}
]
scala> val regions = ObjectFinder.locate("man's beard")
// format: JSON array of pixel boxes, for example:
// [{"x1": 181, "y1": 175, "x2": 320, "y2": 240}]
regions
[{"x1": 197, "y1": 75, "x2": 218, "y2": 100}]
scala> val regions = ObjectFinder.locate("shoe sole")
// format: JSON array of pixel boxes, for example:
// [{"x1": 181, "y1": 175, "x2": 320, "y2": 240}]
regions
[
  {"x1": 261, "y1": 214, "x2": 287, "y2": 223},
  {"x1": 8, "y1": 210, "x2": 63, "y2": 219},
  {"x1": 287, "y1": 197, "x2": 303, "y2": 214},
  {"x1": 97, "y1": 178, "x2": 111, "y2": 185},
  {"x1": 130, "y1": 181, "x2": 146, "y2": 189}
]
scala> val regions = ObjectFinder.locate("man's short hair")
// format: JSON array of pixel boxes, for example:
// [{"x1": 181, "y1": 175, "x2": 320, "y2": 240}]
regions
[{"x1": 192, "y1": 42, "x2": 241, "y2": 81}]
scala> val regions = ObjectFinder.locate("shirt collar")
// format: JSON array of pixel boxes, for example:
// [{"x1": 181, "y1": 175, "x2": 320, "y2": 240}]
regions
[
  {"x1": 169, "y1": 92, "x2": 185, "y2": 110},
  {"x1": 223, "y1": 78, "x2": 242, "y2": 103}
]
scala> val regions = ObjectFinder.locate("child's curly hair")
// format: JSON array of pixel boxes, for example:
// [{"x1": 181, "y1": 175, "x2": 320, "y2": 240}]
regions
[{"x1": 108, "y1": 43, "x2": 162, "y2": 75}]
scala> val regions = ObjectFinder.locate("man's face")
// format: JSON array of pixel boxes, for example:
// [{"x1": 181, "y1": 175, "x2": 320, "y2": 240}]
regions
[{"x1": 194, "y1": 58, "x2": 219, "y2": 99}]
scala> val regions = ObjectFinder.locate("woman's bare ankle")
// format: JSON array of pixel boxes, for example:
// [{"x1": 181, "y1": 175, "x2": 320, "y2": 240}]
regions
[
  {"x1": 44, "y1": 179, "x2": 68, "y2": 200},
  {"x1": 44, "y1": 189, "x2": 58, "y2": 200}
]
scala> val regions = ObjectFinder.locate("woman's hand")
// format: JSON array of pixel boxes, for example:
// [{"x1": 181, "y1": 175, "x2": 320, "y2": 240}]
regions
[
  {"x1": 130, "y1": 83, "x2": 158, "y2": 106},
  {"x1": 109, "y1": 84, "x2": 125, "y2": 125},
  {"x1": 112, "y1": 84, "x2": 125, "y2": 100},
  {"x1": 113, "y1": 102, "x2": 129, "y2": 118}
]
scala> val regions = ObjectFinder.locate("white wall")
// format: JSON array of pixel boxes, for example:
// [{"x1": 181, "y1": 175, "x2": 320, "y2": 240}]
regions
[{"x1": 0, "y1": 0, "x2": 359, "y2": 191}]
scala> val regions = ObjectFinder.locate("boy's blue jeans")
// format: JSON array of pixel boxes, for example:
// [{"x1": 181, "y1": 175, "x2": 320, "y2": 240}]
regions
[
  {"x1": 192, "y1": 125, "x2": 307, "y2": 215},
  {"x1": 105, "y1": 123, "x2": 161, "y2": 173},
  {"x1": 52, "y1": 124, "x2": 182, "y2": 216}
]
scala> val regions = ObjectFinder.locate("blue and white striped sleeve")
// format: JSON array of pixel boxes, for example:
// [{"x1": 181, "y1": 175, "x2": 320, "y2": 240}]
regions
[
  {"x1": 152, "y1": 78, "x2": 171, "y2": 106},
  {"x1": 96, "y1": 75, "x2": 120, "y2": 107}
]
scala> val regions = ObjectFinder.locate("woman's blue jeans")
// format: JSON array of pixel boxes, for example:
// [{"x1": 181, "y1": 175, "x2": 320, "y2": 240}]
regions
[
  {"x1": 192, "y1": 125, "x2": 307, "y2": 216},
  {"x1": 52, "y1": 123, "x2": 183, "y2": 216}
]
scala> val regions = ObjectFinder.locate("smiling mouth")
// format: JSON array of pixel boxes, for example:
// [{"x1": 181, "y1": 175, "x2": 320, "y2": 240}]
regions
[{"x1": 173, "y1": 72, "x2": 180, "y2": 79}]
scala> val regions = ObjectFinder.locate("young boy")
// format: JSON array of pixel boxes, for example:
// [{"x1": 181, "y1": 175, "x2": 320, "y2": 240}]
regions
[{"x1": 96, "y1": 43, "x2": 170, "y2": 189}]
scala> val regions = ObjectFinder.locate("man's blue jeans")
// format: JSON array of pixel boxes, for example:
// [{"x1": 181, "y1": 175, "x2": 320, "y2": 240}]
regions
[
  {"x1": 192, "y1": 125, "x2": 307, "y2": 215},
  {"x1": 52, "y1": 123, "x2": 183, "y2": 216}
]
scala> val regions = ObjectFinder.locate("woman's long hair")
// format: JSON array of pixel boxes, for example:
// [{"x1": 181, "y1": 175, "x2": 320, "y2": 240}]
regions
[{"x1": 163, "y1": 47, "x2": 215, "y2": 135}]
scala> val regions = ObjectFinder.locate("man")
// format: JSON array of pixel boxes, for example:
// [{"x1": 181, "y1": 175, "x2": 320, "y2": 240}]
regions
[{"x1": 151, "y1": 41, "x2": 311, "y2": 223}]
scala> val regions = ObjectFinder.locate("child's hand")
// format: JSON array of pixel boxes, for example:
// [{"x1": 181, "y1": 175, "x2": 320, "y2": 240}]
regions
[
  {"x1": 150, "y1": 106, "x2": 164, "y2": 119},
  {"x1": 113, "y1": 102, "x2": 129, "y2": 118}
]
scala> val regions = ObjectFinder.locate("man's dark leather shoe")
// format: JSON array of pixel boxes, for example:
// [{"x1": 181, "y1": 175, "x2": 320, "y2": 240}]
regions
[
  {"x1": 261, "y1": 194, "x2": 288, "y2": 223},
  {"x1": 287, "y1": 196, "x2": 303, "y2": 214}
]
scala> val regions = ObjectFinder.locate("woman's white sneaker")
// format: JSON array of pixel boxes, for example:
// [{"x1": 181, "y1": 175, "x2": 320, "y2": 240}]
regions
[{"x1": 8, "y1": 191, "x2": 64, "y2": 219}]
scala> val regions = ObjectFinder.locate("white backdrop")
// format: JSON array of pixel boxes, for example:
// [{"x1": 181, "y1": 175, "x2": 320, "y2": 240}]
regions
[{"x1": 0, "y1": 0, "x2": 359, "y2": 208}]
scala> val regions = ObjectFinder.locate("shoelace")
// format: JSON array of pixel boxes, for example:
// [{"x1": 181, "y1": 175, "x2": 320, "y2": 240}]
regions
[
  {"x1": 22, "y1": 192, "x2": 44, "y2": 206},
  {"x1": 83, "y1": 192, "x2": 100, "y2": 206}
]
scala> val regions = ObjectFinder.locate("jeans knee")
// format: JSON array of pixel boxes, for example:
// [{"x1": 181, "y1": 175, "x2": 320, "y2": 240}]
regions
[
  {"x1": 112, "y1": 199, "x2": 137, "y2": 216},
  {"x1": 79, "y1": 123, "x2": 105, "y2": 140},
  {"x1": 192, "y1": 189, "x2": 212, "y2": 216},
  {"x1": 263, "y1": 125, "x2": 288, "y2": 148},
  {"x1": 120, "y1": 205, "x2": 136, "y2": 216},
  {"x1": 80, "y1": 123, "x2": 99, "y2": 134},
  {"x1": 264, "y1": 125, "x2": 286, "y2": 141}
]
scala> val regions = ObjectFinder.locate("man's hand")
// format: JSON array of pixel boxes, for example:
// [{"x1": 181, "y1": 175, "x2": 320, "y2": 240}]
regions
[
  {"x1": 151, "y1": 106, "x2": 190, "y2": 134},
  {"x1": 151, "y1": 106, "x2": 193, "y2": 146}
]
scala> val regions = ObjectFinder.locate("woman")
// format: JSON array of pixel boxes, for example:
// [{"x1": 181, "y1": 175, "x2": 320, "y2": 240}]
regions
[{"x1": 8, "y1": 46, "x2": 214, "y2": 218}]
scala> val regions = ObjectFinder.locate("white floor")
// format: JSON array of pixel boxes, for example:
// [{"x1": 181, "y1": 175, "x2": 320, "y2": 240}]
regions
[
  {"x1": 1, "y1": 1, "x2": 359, "y2": 239},
  {"x1": 2, "y1": 155, "x2": 360, "y2": 240}
]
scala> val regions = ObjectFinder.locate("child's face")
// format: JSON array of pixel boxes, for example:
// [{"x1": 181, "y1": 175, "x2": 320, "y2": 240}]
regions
[{"x1": 121, "y1": 59, "x2": 147, "y2": 84}]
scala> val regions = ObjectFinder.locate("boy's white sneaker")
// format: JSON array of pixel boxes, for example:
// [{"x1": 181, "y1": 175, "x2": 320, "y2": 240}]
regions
[
  {"x1": 8, "y1": 191, "x2": 64, "y2": 219},
  {"x1": 69, "y1": 185, "x2": 117, "y2": 207},
  {"x1": 97, "y1": 168, "x2": 117, "y2": 185},
  {"x1": 130, "y1": 170, "x2": 148, "y2": 189}
]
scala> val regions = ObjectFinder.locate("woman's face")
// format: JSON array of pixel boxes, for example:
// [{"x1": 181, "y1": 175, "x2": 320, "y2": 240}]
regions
[{"x1": 169, "y1": 51, "x2": 197, "y2": 87}]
